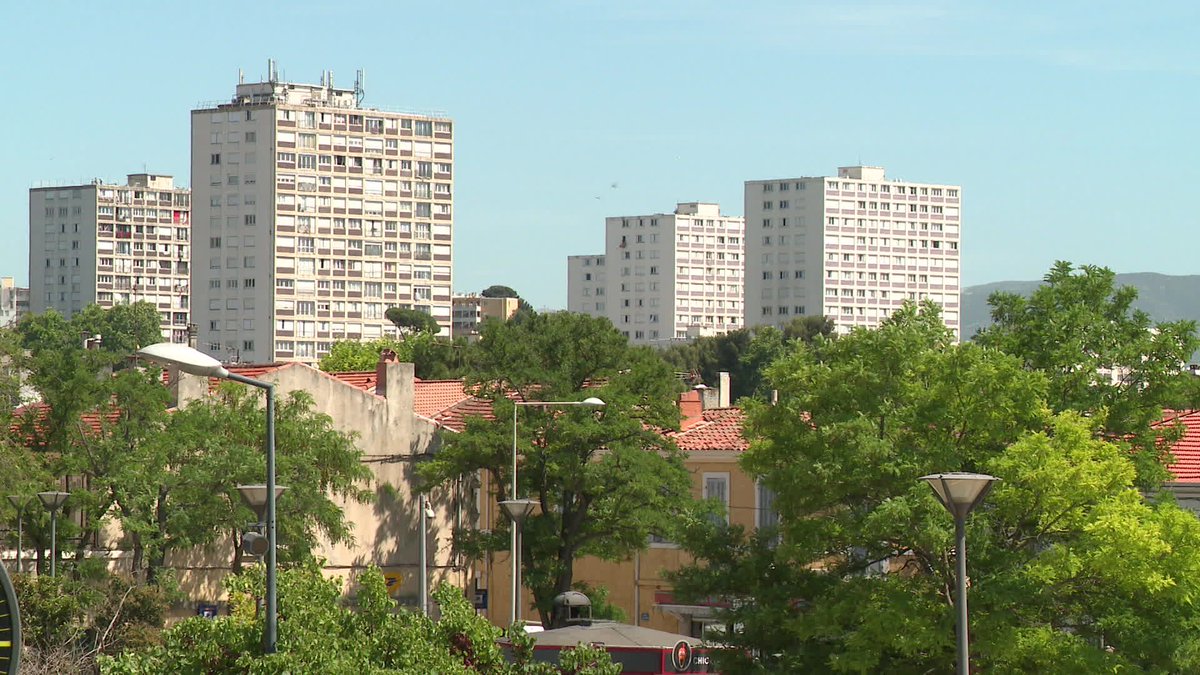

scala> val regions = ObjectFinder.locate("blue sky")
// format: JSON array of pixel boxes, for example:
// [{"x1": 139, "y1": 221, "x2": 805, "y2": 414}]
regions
[{"x1": 2, "y1": 1, "x2": 1197, "y2": 309}]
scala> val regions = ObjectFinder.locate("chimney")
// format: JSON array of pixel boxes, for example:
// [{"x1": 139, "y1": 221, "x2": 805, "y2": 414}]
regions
[
  {"x1": 376, "y1": 349, "x2": 397, "y2": 398},
  {"x1": 718, "y1": 371, "x2": 730, "y2": 408},
  {"x1": 678, "y1": 390, "x2": 704, "y2": 429}
]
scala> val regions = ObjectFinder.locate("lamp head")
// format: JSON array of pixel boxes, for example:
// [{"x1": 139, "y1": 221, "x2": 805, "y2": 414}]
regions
[
  {"x1": 37, "y1": 491, "x2": 70, "y2": 512},
  {"x1": 500, "y1": 498, "x2": 538, "y2": 523},
  {"x1": 137, "y1": 342, "x2": 230, "y2": 378},
  {"x1": 236, "y1": 484, "x2": 288, "y2": 522},
  {"x1": 920, "y1": 472, "x2": 1000, "y2": 520},
  {"x1": 579, "y1": 397, "x2": 605, "y2": 408}
]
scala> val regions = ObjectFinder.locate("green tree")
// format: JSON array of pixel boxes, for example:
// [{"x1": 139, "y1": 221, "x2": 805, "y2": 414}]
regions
[
  {"x1": 657, "y1": 316, "x2": 834, "y2": 401},
  {"x1": 976, "y1": 261, "x2": 1199, "y2": 485},
  {"x1": 418, "y1": 312, "x2": 692, "y2": 626},
  {"x1": 101, "y1": 565, "x2": 619, "y2": 674},
  {"x1": 385, "y1": 307, "x2": 441, "y2": 337},
  {"x1": 318, "y1": 335, "x2": 476, "y2": 380},
  {"x1": 673, "y1": 302, "x2": 1200, "y2": 672},
  {"x1": 159, "y1": 385, "x2": 373, "y2": 573}
]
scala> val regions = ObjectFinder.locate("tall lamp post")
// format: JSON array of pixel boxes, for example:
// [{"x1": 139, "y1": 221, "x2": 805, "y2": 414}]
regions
[
  {"x1": 137, "y1": 342, "x2": 280, "y2": 654},
  {"x1": 920, "y1": 472, "x2": 999, "y2": 675},
  {"x1": 418, "y1": 494, "x2": 435, "y2": 615},
  {"x1": 7, "y1": 496, "x2": 29, "y2": 575},
  {"x1": 36, "y1": 491, "x2": 70, "y2": 577},
  {"x1": 506, "y1": 397, "x2": 605, "y2": 625}
]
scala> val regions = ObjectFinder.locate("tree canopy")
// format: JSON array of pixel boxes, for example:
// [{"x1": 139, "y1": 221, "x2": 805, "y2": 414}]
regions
[
  {"x1": 418, "y1": 312, "x2": 692, "y2": 625},
  {"x1": 385, "y1": 307, "x2": 441, "y2": 337},
  {"x1": 672, "y1": 300, "x2": 1200, "y2": 673}
]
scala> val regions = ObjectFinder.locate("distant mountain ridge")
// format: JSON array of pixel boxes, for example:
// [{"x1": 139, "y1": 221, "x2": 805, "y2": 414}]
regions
[{"x1": 962, "y1": 273, "x2": 1200, "y2": 339}]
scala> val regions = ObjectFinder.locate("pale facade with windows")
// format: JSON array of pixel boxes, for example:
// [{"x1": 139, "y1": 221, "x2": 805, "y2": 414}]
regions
[
  {"x1": 567, "y1": 203, "x2": 744, "y2": 345},
  {"x1": 566, "y1": 255, "x2": 607, "y2": 316},
  {"x1": 191, "y1": 69, "x2": 454, "y2": 365},
  {"x1": 29, "y1": 174, "x2": 192, "y2": 342},
  {"x1": 744, "y1": 166, "x2": 962, "y2": 338}
]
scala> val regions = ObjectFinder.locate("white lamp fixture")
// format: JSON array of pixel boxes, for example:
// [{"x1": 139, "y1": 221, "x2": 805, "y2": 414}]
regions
[
  {"x1": 136, "y1": 342, "x2": 229, "y2": 378},
  {"x1": 37, "y1": 491, "x2": 70, "y2": 577}
]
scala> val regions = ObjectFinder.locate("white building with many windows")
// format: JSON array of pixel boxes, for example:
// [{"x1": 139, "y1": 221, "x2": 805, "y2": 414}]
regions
[
  {"x1": 191, "y1": 67, "x2": 454, "y2": 365},
  {"x1": 567, "y1": 202, "x2": 744, "y2": 345},
  {"x1": 744, "y1": 166, "x2": 961, "y2": 338},
  {"x1": 29, "y1": 174, "x2": 192, "y2": 342}
]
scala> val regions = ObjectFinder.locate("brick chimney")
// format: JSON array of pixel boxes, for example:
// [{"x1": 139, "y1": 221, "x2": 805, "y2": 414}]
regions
[
  {"x1": 376, "y1": 349, "x2": 397, "y2": 399},
  {"x1": 678, "y1": 389, "x2": 704, "y2": 429}
]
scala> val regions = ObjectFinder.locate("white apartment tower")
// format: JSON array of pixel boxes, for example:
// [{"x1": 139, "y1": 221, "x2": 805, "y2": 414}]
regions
[
  {"x1": 744, "y1": 166, "x2": 961, "y2": 337},
  {"x1": 568, "y1": 202, "x2": 744, "y2": 345},
  {"x1": 192, "y1": 67, "x2": 454, "y2": 365},
  {"x1": 29, "y1": 174, "x2": 192, "y2": 342}
]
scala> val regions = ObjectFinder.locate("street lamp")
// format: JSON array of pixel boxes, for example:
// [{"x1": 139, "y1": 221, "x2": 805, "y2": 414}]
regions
[
  {"x1": 920, "y1": 472, "x2": 1000, "y2": 675},
  {"x1": 237, "y1": 485, "x2": 287, "y2": 557},
  {"x1": 507, "y1": 397, "x2": 605, "y2": 625},
  {"x1": 7, "y1": 496, "x2": 29, "y2": 575},
  {"x1": 418, "y1": 494, "x2": 436, "y2": 615},
  {"x1": 36, "y1": 491, "x2": 70, "y2": 577},
  {"x1": 137, "y1": 342, "x2": 281, "y2": 654}
]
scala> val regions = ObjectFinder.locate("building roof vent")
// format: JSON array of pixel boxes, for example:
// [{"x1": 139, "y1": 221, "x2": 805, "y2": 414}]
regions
[{"x1": 552, "y1": 590, "x2": 593, "y2": 626}]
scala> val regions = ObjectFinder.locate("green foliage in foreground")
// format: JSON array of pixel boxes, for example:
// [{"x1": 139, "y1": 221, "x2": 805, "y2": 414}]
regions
[
  {"x1": 101, "y1": 565, "x2": 618, "y2": 674},
  {"x1": 673, "y1": 301, "x2": 1200, "y2": 673}
]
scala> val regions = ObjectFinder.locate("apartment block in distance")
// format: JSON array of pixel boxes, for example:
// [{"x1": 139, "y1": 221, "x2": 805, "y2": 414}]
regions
[
  {"x1": 192, "y1": 64, "x2": 454, "y2": 365},
  {"x1": 29, "y1": 174, "x2": 192, "y2": 342},
  {"x1": 451, "y1": 294, "x2": 519, "y2": 340},
  {"x1": 0, "y1": 278, "x2": 30, "y2": 328},
  {"x1": 567, "y1": 203, "x2": 744, "y2": 345},
  {"x1": 744, "y1": 166, "x2": 961, "y2": 338}
]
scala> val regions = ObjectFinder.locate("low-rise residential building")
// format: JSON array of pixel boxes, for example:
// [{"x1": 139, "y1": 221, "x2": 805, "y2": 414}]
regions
[
  {"x1": 451, "y1": 294, "x2": 520, "y2": 340},
  {"x1": 0, "y1": 277, "x2": 29, "y2": 327}
]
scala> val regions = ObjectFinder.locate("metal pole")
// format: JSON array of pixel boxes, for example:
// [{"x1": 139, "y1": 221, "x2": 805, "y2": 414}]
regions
[
  {"x1": 226, "y1": 373, "x2": 278, "y2": 653},
  {"x1": 514, "y1": 521, "x2": 523, "y2": 624},
  {"x1": 955, "y1": 515, "x2": 969, "y2": 675},
  {"x1": 49, "y1": 509, "x2": 58, "y2": 578},
  {"x1": 511, "y1": 403, "x2": 519, "y2": 626},
  {"x1": 14, "y1": 508, "x2": 22, "y2": 575},
  {"x1": 419, "y1": 495, "x2": 429, "y2": 615},
  {"x1": 264, "y1": 383, "x2": 278, "y2": 654}
]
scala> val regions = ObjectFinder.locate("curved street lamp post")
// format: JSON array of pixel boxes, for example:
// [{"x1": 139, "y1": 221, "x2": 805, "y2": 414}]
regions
[{"x1": 137, "y1": 342, "x2": 281, "y2": 654}]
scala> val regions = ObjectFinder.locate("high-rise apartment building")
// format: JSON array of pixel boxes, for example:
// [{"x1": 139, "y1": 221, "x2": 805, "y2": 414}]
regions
[
  {"x1": 29, "y1": 174, "x2": 192, "y2": 342},
  {"x1": 567, "y1": 202, "x2": 744, "y2": 345},
  {"x1": 192, "y1": 68, "x2": 454, "y2": 365},
  {"x1": 744, "y1": 166, "x2": 961, "y2": 337},
  {"x1": 566, "y1": 254, "x2": 607, "y2": 315}
]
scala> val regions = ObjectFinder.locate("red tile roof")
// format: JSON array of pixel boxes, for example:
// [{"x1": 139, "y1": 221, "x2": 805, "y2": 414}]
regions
[
  {"x1": 328, "y1": 371, "x2": 378, "y2": 394},
  {"x1": 430, "y1": 396, "x2": 497, "y2": 432},
  {"x1": 666, "y1": 408, "x2": 748, "y2": 452},
  {"x1": 1161, "y1": 410, "x2": 1200, "y2": 482},
  {"x1": 414, "y1": 380, "x2": 470, "y2": 417}
]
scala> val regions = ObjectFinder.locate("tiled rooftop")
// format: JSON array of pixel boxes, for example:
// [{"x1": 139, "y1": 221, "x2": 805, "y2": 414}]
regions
[
  {"x1": 1160, "y1": 410, "x2": 1200, "y2": 483},
  {"x1": 666, "y1": 408, "x2": 748, "y2": 452}
]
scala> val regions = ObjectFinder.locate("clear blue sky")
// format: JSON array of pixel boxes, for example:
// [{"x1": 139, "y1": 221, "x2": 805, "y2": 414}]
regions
[{"x1": 2, "y1": 1, "x2": 1197, "y2": 310}]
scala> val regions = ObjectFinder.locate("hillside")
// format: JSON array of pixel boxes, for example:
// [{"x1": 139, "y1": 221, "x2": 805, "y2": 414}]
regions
[{"x1": 962, "y1": 273, "x2": 1200, "y2": 339}]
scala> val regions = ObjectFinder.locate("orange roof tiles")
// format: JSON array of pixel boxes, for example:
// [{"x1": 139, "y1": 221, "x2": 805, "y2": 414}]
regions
[
  {"x1": 666, "y1": 408, "x2": 748, "y2": 452},
  {"x1": 414, "y1": 379, "x2": 470, "y2": 417},
  {"x1": 1160, "y1": 410, "x2": 1200, "y2": 483},
  {"x1": 329, "y1": 371, "x2": 378, "y2": 394}
]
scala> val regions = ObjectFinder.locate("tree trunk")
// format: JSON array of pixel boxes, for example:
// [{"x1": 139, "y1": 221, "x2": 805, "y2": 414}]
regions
[{"x1": 232, "y1": 530, "x2": 245, "y2": 573}]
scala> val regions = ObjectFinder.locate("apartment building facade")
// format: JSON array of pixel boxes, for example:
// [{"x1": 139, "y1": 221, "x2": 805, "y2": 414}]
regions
[
  {"x1": 191, "y1": 69, "x2": 454, "y2": 365},
  {"x1": 29, "y1": 174, "x2": 192, "y2": 342},
  {"x1": 568, "y1": 203, "x2": 744, "y2": 345},
  {"x1": 744, "y1": 166, "x2": 961, "y2": 338},
  {"x1": 0, "y1": 278, "x2": 30, "y2": 328},
  {"x1": 451, "y1": 294, "x2": 520, "y2": 340}
]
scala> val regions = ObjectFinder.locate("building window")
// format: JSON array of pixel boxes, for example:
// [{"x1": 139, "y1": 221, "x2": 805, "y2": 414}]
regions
[
  {"x1": 703, "y1": 473, "x2": 730, "y2": 524},
  {"x1": 210, "y1": 154, "x2": 220, "y2": 165},
  {"x1": 756, "y1": 483, "x2": 779, "y2": 530}
]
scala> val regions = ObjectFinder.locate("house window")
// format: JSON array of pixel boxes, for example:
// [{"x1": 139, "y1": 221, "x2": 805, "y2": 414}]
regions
[
  {"x1": 703, "y1": 472, "x2": 730, "y2": 524},
  {"x1": 756, "y1": 483, "x2": 779, "y2": 530}
]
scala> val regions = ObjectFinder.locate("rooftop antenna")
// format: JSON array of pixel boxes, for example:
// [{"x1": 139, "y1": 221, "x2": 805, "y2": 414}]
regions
[
  {"x1": 328, "y1": 70, "x2": 335, "y2": 90},
  {"x1": 354, "y1": 68, "x2": 366, "y2": 106},
  {"x1": 239, "y1": 68, "x2": 244, "y2": 85},
  {"x1": 267, "y1": 59, "x2": 277, "y2": 84}
]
